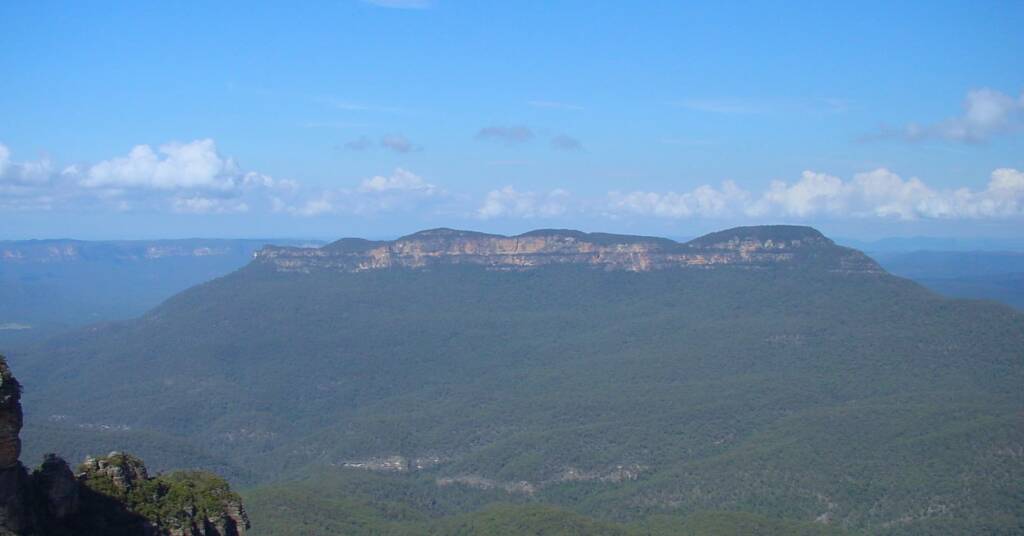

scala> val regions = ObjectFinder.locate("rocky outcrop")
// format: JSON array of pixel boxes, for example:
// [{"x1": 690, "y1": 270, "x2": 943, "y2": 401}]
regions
[
  {"x1": 0, "y1": 356, "x2": 249, "y2": 536},
  {"x1": 0, "y1": 361, "x2": 23, "y2": 470},
  {"x1": 254, "y1": 225, "x2": 883, "y2": 274},
  {"x1": 32, "y1": 455, "x2": 79, "y2": 523},
  {"x1": 76, "y1": 453, "x2": 249, "y2": 536},
  {"x1": 78, "y1": 452, "x2": 148, "y2": 493},
  {"x1": 0, "y1": 359, "x2": 33, "y2": 536}
]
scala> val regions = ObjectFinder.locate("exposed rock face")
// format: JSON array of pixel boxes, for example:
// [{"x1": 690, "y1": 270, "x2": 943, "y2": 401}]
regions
[
  {"x1": 0, "y1": 361, "x2": 22, "y2": 470},
  {"x1": 79, "y1": 452, "x2": 148, "y2": 493},
  {"x1": 255, "y1": 225, "x2": 883, "y2": 274},
  {"x1": 0, "y1": 468, "x2": 33, "y2": 536},
  {"x1": 78, "y1": 452, "x2": 249, "y2": 536},
  {"x1": 77, "y1": 453, "x2": 250, "y2": 536},
  {"x1": 0, "y1": 359, "x2": 32, "y2": 536},
  {"x1": 199, "y1": 502, "x2": 248, "y2": 536},
  {"x1": 0, "y1": 356, "x2": 249, "y2": 536},
  {"x1": 32, "y1": 455, "x2": 79, "y2": 522}
]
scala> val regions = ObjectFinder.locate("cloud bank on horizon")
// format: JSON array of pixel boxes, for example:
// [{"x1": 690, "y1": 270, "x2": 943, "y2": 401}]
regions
[{"x1": 2, "y1": 139, "x2": 1022, "y2": 225}]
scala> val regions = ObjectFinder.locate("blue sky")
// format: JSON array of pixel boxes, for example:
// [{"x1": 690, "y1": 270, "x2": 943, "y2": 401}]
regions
[{"x1": 1, "y1": 1, "x2": 1023, "y2": 240}]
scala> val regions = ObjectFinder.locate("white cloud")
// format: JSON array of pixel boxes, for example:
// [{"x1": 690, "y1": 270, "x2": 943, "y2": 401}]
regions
[
  {"x1": 0, "y1": 144, "x2": 9, "y2": 178},
  {"x1": 0, "y1": 192, "x2": 56, "y2": 211},
  {"x1": 0, "y1": 143, "x2": 59, "y2": 210},
  {"x1": 274, "y1": 169, "x2": 444, "y2": 217},
  {"x1": 0, "y1": 143, "x2": 53, "y2": 186},
  {"x1": 477, "y1": 187, "x2": 570, "y2": 219},
  {"x1": 608, "y1": 168, "x2": 1024, "y2": 221},
  {"x1": 749, "y1": 172, "x2": 847, "y2": 217},
  {"x1": 3, "y1": 140, "x2": 1022, "y2": 224},
  {"x1": 172, "y1": 196, "x2": 250, "y2": 214},
  {"x1": 0, "y1": 139, "x2": 291, "y2": 214},
  {"x1": 874, "y1": 88, "x2": 1024, "y2": 143},
  {"x1": 608, "y1": 181, "x2": 750, "y2": 218},
  {"x1": 284, "y1": 197, "x2": 335, "y2": 217},
  {"x1": 82, "y1": 139, "x2": 245, "y2": 191},
  {"x1": 358, "y1": 168, "x2": 437, "y2": 195}
]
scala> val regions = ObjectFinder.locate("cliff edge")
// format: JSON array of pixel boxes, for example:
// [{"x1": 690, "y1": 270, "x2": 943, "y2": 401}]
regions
[
  {"x1": 0, "y1": 356, "x2": 249, "y2": 536},
  {"x1": 254, "y1": 225, "x2": 882, "y2": 274}
]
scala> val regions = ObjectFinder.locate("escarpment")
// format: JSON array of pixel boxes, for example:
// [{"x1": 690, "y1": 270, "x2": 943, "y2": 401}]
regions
[
  {"x1": 254, "y1": 225, "x2": 883, "y2": 274},
  {"x1": 0, "y1": 364, "x2": 22, "y2": 472},
  {"x1": 0, "y1": 361, "x2": 32, "y2": 535},
  {"x1": 0, "y1": 356, "x2": 249, "y2": 536}
]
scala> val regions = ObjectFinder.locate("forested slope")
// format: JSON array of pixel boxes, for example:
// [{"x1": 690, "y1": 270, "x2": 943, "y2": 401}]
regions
[{"x1": 10, "y1": 227, "x2": 1023, "y2": 534}]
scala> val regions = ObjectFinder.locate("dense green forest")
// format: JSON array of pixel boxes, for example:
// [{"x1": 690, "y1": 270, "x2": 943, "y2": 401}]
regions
[
  {"x1": 242, "y1": 469, "x2": 846, "y2": 536},
  {"x1": 9, "y1": 228, "x2": 1024, "y2": 534}
]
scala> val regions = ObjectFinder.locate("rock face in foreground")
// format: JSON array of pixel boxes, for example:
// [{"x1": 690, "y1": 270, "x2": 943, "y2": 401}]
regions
[
  {"x1": 0, "y1": 363, "x2": 22, "y2": 471},
  {"x1": 0, "y1": 359, "x2": 34, "y2": 535},
  {"x1": 75, "y1": 452, "x2": 249, "y2": 536},
  {"x1": 0, "y1": 356, "x2": 249, "y2": 536},
  {"x1": 32, "y1": 455, "x2": 78, "y2": 526},
  {"x1": 254, "y1": 225, "x2": 883, "y2": 274}
]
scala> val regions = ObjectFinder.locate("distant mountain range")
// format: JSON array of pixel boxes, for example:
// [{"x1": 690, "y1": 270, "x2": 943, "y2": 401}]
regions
[
  {"x1": 870, "y1": 251, "x2": 1024, "y2": 310},
  {"x1": 256, "y1": 226, "x2": 881, "y2": 274},
  {"x1": 838, "y1": 236, "x2": 1024, "y2": 253},
  {"x1": 7, "y1": 225, "x2": 1022, "y2": 535},
  {"x1": 0, "y1": 238, "x2": 322, "y2": 346},
  {"x1": 2, "y1": 234, "x2": 1020, "y2": 353}
]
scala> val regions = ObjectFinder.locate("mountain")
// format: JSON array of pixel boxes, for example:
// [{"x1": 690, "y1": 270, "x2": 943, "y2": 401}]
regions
[
  {"x1": 8, "y1": 225, "x2": 1024, "y2": 534},
  {"x1": 838, "y1": 236, "x2": 1024, "y2": 253},
  {"x1": 873, "y1": 250, "x2": 1024, "y2": 310},
  {"x1": 0, "y1": 355, "x2": 249, "y2": 536},
  {"x1": 0, "y1": 238, "x2": 321, "y2": 347},
  {"x1": 256, "y1": 225, "x2": 880, "y2": 273}
]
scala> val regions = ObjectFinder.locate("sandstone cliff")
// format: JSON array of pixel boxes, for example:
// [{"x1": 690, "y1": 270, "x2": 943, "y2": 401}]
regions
[
  {"x1": 254, "y1": 225, "x2": 882, "y2": 274},
  {"x1": 0, "y1": 359, "x2": 33, "y2": 535},
  {"x1": 0, "y1": 356, "x2": 249, "y2": 536}
]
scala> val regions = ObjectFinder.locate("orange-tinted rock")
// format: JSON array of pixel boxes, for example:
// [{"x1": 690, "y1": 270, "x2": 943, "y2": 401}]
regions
[{"x1": 255, "y1": 226, "x2": 883, "y2": 275}]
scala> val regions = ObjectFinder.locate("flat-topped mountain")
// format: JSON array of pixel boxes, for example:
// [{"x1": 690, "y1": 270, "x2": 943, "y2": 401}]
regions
[
  {"x1": 9, "y1": 225, "x2": 1023, "y2": 535},
  {"x1": 254, "y1": 225, "x2": 882, "y2": 273}
]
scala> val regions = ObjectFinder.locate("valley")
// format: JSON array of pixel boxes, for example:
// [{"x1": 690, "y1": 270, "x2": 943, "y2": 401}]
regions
[{"x1": 7, "y1": 226, "x2": 1022, "y2": 534}]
